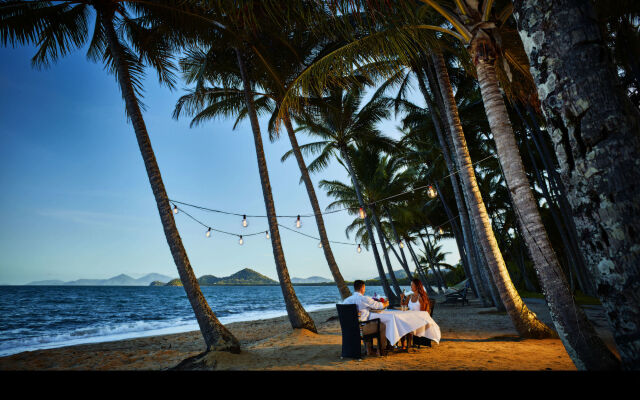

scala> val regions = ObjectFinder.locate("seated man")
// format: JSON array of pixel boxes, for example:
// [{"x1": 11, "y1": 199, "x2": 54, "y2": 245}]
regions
[{"x1": 342, "y1": 280, "x2": 389, "y2": 355}]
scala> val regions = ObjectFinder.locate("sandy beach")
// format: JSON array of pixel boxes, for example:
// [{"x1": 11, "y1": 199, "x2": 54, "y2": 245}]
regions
[{"x1": 0, "y1": 297, "x2": 617, "y2": 371}]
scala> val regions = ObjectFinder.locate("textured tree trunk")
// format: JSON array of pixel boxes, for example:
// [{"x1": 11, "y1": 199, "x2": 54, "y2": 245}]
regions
[
  {"x1": 235, "y1": 48, "x2": 316, "y2": 332},
  {"x1": 431, "y1": 51, "x2": 555, "y2": 338},
  {"x1": 102, "y1": 14, "x2": 240, "y2": 353},
  {"x1": 471, "y1": 37, "x2": 619, "y2": 368},
  {"x1": 339, "y1": 146, "x2": 396, "y2": 302},
  {"x1": 420, "y1": 62, "x2": 493, "y2": 306},
  {"x1": 370, "y1": 208, "x2": 403, "y2": 301},
  {"x1": 282, "y1": 115, "x2": 351, "y2": 299},
  {"x1": 513, "y1": 0, "x2": 640, "y2": 369}
]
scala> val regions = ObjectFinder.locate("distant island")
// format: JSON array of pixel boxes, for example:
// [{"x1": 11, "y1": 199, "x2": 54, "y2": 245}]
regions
[
  {"x1": 25, "y1": 269, "x2": 335, "y2": 287},
  {"x1": 151, "y1": 268, "x2": 334, "y2": 286}
]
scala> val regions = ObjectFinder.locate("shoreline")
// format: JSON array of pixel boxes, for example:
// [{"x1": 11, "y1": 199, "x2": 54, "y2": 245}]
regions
[{"x1": 0, "y1": 298, "x2": 619, "y2": 370}]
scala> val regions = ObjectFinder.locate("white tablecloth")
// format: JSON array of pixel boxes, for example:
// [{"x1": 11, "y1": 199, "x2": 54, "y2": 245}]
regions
[{"x1": 367, "y1": 309, "x2": 441, "y2": 346}]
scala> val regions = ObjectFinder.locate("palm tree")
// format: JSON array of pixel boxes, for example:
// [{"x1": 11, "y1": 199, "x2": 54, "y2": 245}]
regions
[
  {"x1": 0, "y1": 0, "x2": 240, "y2": 352},
  {"x1": 171, "y1": 13, "x2": 352, "y2": 299},
  {"x1": 512, "y1": 0, "x2": 640, "y2": 370},
  {"x1": 292, "y1": 85, "x2": 400, "y2": 303},
  {"x1": 234, "y1": 47, "x2": 317, "y2": 332}
]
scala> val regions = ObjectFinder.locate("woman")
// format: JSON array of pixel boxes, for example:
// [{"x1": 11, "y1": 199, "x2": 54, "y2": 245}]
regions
[{"x1": 399, "y1": 278, "x2": 431, "y2": 351}]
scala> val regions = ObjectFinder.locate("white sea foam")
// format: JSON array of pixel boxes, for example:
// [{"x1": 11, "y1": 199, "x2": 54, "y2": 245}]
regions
[{"x1": 0, "y1": 303, "x2": 334, "y2": 357}]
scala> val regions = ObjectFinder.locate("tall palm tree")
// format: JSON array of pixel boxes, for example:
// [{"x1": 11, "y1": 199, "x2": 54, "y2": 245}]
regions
[
  {"x1": 292, "y1": 85, "x2": 400, "y2": 303},
  {"x1": 172, "y1": 13, "x2": 352, "y2": 299},
  {"x1": 0, "y1": 0, "x2": 240, "y2": 352},
  {"x1": 512, "y1": 0, "x2": 640, "y2": 370}
]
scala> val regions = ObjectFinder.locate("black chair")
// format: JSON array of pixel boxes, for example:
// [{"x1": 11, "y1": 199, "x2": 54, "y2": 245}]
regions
[
  {"x1": 413, "y1": 298, "x2": 436, "y2": 348},
  {"x1": 336, "y1": 304, "x2": 384, "y2": 359}
]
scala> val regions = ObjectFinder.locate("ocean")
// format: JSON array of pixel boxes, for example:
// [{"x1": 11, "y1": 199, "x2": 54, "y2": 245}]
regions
[{"x1": 0, "y1": 284, "x2": 405, "y2": 357}]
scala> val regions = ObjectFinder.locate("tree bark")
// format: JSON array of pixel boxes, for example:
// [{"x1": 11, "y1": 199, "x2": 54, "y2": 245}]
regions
[
  {"x1": 513, "y1": 0, "x2": 640, "y2": 369},
  {"x1": 282, "y1": 115, "x2": 351, "y2": 299},
  {"x1": 431, "y1": 51, "x2": 555, "y2": 338},
  {"x1": 235, "y1": 48, "x2": 316, "y2": 332},
  {"x1": 471, "y1": 36, "x2": 619, "y2": 368},
  {"x1": 102, "y1": 13, "x2": 240, "y2": 353},
  {"x1": 421, "y1": 62, "x2": 493, "y2": 306}
]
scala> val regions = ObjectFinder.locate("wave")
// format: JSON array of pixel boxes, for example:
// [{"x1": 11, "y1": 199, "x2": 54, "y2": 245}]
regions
[{"x1": 0, "y1": 302, "x2": 334, "y2": 357}]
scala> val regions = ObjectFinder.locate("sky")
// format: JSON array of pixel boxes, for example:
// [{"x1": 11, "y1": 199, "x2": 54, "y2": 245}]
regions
[{"x1": 0, "y1": 43, "x2": 460, "y2": 285}]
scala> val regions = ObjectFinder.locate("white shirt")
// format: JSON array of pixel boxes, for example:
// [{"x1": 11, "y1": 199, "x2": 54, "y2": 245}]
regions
[{"x1": 342, "y1": 291, "x2": 385, "y2": 321}]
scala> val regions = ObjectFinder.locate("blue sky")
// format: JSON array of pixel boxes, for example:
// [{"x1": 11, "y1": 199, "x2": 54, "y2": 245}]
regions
[{"x1": 0, "y1": 43, "x2": 460, "y2": 285}]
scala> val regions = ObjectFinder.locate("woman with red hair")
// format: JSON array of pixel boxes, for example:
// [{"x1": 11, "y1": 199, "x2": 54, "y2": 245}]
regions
[{"x1": 399, "y1": 278, "x2": 432, "y2": 351}]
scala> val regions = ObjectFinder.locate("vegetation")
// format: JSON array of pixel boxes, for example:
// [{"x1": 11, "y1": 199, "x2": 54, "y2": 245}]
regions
[{"x1": 2, "y1": 0, "x2": 638, "y2": 369}]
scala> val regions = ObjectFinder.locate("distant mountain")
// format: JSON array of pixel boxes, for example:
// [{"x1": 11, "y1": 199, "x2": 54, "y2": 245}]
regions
[
  {"x1": 198, "y1": 275, "x2": 221, "y2": 285},
  {"x1": 215, "y1": 268, "x2": 277, "y2": 285},
  {"x1": 291, "y1": 276, "x2": 333, "y2": 284},
  {"x1": 25, "y1": 273, "x2": 175, "y2": 286},
  {"x1": 151, "y1": 268, "x2": 277, "y2": 286}
]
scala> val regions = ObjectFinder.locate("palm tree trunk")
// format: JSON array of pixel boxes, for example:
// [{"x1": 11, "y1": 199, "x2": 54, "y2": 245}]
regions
[
  {"x1": 472, "y1": 41, "x2": 619, "y2": 368},
  {"x1": 102, "y1": 13, "x2": 239, "y2": 353},
  {"x1": 431, "y1": 51, "x2": 555, "y2": 338},
  {"x1": 235, "y1": 48, "x2": 316, "y2": 332},
  {"x1": 339, "y1": 146, "x2": 397, "y2": 303},
  {"x1": 420, "y1": 62, "x2": 493, "y2": 306},
  {"x1": 370, "y1": 208, "x2": 402, "y2": 301},
  {"x1": 282, "y1": 114, "x2": 350, "y2": 299},
  {"x1": 521, "y1": 103, "x2": 598, "y2": 297}
]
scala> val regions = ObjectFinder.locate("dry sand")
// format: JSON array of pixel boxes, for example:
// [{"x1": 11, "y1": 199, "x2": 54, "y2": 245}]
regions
[{"x1": 0, "y1": 297, "x2": 617, "y2": 371}]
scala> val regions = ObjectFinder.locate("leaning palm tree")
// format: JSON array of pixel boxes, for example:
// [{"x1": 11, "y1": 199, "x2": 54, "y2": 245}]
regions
[
  {"x1": 292, "y1": 85, "x2": 400, "y2": 303},
  {"x1": 161, "y1": 1, "x2": 317, "y2": 331},
  {"x1": 172, "y1": 16, "x2": 352, "y2": 299},
  {"x1": 0, "y1": 0, "x2": 240, "y2": 352}
]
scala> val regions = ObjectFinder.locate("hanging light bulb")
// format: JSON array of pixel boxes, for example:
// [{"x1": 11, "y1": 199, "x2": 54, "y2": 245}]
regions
[
  {"x1": 358, "y1": 207, "x2": 366, "y2": 219},
  {"x1": 318, "y1": 242, "x2": 322, "y2": 248},
  {"x1": 265, "y1": 231, "x2": 270, "y2": 239},
  {"x1": 296, "y1": 215, "x2": 301, "y2": 228},
  {"x1": 357, "y1": 244, "x2": 362, "y2": 253},
  {"x1": 172, "y1": 205, "x2": 178, "y2": 215},
  {"x1": 206, "y1": 228, "x2": 211, "y2": 238},
  {"x1": 238, "y1": 235, "x2": 244, "y2": 245},
  {"x1": 399, "y1": 241, "x2": 404, "y2": 249},
  {"x1": 242, "y1": 215, "x2": 248, "y2": 227},
  {"x1": 427, "y1": 185, "x2": 437, "y2": 199}
]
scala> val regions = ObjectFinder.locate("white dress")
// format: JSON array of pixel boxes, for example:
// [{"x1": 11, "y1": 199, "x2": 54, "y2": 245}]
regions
[{"x1": 408, "y1": 297, "x2": 427, "y2": 336}]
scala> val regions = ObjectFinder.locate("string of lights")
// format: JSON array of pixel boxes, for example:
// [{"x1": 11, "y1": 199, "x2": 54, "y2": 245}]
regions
[
  {"x1": 173, "y1": 200, "x2": 464, "y2": 253},
  {"x1": 169, "y1": 153, "x2": 498, "y2": 222}
]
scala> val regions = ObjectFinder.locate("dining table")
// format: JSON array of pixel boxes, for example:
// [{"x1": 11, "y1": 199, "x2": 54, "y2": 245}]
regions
[{"x1": 367, "y1": 308, "x2": 441, "y2": 347}]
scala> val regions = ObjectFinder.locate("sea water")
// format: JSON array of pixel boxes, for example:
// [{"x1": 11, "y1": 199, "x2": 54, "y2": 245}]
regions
[{"x1": 0, "y1": 284, "x2": 400, "y2": 356}]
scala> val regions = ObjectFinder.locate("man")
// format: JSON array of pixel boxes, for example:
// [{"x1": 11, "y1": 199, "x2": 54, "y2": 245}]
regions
[{"x1": 342, "y1": 280, "x2": 389, "y2": 355}]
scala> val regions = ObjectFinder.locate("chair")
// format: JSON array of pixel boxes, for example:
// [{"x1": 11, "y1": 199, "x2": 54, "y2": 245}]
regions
[
  {"x1": 441, "y1": 281, "x2": 470, "y2": 306},
  {"x1": 335, "y1": 304, "x2": 384, "y2": 359}
]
